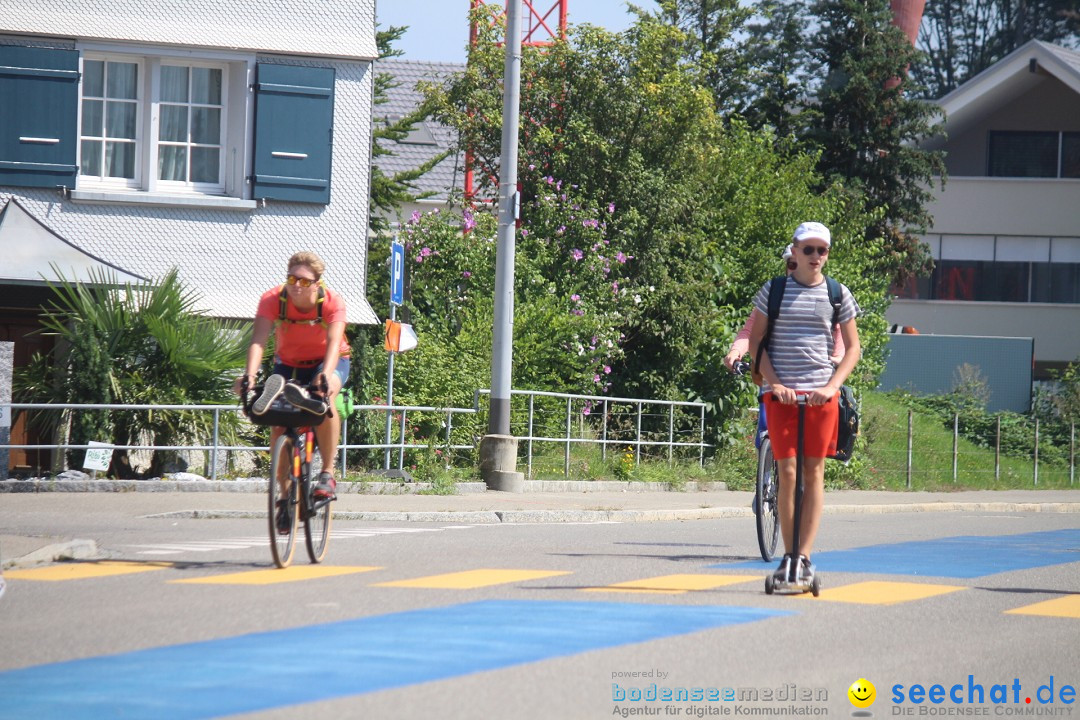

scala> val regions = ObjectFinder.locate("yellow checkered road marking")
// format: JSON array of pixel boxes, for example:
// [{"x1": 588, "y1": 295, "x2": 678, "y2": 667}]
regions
[
  {"x1": 803, "y1": 580, "x2": 966, "y2": 605},
  {"x1": 375, "y1": 569, "x2": 571, "y2": 589},
  {"x1": 1006, "y1": 595, "x2": 1080, "y2": 619},
  {"x1": 584, "y1": 574, "x2": 759, "y2": 595},
  {"x1": 5, "y1": 561, "x2": 173, "y2": 581},
  {"x1": 171, "y1": 566, "x2": 382, "y2": 585}
]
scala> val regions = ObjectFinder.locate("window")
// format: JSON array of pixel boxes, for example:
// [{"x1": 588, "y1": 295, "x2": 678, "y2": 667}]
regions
[
  {"x1": 988, "y1": 131, "x2": 1080, "y2": 178},
  {"x1": 2, "y1": 45, "x2": 337, "y2": 206},
  {"x1": 79, "y1": 59, "x2": 141, "y2": 184},
  {"x1": 1032, "y1": 263, "x2": 1080, "y2": 304},
  {"x1": 158, "y1": 65, "x2": 224, "y2": 187},
  {"x1": 78, "y1": 54, "x2": 228, "y2": 194}
]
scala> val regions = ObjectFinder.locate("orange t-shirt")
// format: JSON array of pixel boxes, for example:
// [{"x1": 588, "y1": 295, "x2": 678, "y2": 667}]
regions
[{"x1": 255, "y1": 285, "x2": 350, "y2": 366}]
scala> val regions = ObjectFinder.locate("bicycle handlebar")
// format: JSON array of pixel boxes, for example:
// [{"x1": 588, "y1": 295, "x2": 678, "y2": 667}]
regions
[{"x1": 732, "y1": 360, "x2": 751, "y2": 376}]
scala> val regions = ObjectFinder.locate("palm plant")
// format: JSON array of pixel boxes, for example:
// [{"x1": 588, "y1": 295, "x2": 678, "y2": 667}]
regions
[{"x1": 15, "y1": 267, "x2": 249, "y2": 477}]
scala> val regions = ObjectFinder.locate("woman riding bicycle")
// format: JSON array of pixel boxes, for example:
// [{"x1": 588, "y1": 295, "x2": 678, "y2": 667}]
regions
[{"x1": 234, "y1": 251, "x2": 350, "y2": 527}]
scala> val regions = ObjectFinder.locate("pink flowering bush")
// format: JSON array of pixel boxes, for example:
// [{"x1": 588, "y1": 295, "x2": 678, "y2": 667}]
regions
[{"x1": 377, "y1": 182, "x2": 632, "y2": 407}]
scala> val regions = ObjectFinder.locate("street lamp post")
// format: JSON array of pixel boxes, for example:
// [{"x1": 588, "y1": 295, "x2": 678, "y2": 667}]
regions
[{"x1": 479, "y1": 0, "x2": 526, "y2": 492}]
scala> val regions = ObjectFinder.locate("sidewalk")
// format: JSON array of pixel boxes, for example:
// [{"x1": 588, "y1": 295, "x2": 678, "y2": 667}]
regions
[{"x1": 2, "y1": 479, "x2": 1078, "y2": 569}]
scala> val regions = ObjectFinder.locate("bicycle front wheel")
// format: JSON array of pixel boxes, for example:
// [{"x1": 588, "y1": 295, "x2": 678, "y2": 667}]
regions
[
  {"x1": 304, "y1": 480, "x2": 332, "y2": 563},
  {"x1": 755, "y1": 436, "x2": 780, "y2": 562},
  {"x1": 268, "y1": 435, "x2": 298, "y2": 568}
]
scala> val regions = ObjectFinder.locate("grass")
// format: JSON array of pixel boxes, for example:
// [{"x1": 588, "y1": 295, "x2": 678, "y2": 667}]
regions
[
  {"x1": 858, "y1": 392, "x2": 1076, "y2": 491},
  {"x1": 331, "y1": 391, "x2": 1077, "y2": 494}
]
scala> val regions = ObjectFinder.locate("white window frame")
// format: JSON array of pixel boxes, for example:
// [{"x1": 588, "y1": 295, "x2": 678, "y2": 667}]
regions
[
  {"x1": 78, "y1": 55, "x2": 145, "y2": 190},
  {"x1": 73, "y1": 43, "x2": 256, "y2": 209},
  {"x1": 153, "y1": 60, "x2": 228, "y2": 195}
]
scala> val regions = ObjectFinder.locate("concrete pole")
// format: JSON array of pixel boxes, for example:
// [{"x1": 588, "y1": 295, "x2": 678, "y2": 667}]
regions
[{"x1": 480, "y1": 0, "x2": 525, "y2": 492}]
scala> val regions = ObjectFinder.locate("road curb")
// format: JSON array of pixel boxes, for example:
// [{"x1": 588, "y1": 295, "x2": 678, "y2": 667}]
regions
[
  {"x1": 0, "y1": 479, "x2": 721, "y2": 494},
  {"x1": 139, "y1": 501, "x2": 1080, "y2": 525}
]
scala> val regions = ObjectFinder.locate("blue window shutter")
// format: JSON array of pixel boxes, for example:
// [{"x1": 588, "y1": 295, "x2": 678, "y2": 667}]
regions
[
  {"x1": 0, "y1": 46, "x2": 79, "y2": 189},
  {"x1": 253, "y1": 64, "x2": 335, "y2": 204}
]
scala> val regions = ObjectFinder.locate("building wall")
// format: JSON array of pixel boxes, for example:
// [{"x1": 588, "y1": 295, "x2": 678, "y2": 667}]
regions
[
  {"x1": 1, "y1": 49, "x2": 379, "y2": 324},
  {"x1": 886, "y1": 299, "x2": 1078, "y2": 365},
  {"x1": 940, "y1": 77, "x2": 1080, "y2": 176}
]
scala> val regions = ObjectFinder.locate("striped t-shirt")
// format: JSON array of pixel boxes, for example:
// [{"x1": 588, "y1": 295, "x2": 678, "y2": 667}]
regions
[{"x1": 752, "y1": 276, "x2": 860, "y2": 391}]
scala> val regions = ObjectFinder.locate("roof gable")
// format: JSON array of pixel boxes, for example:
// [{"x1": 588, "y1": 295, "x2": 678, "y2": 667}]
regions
[{"x1": 937, "y1": 40, "x2": 1080, "y2": 134}]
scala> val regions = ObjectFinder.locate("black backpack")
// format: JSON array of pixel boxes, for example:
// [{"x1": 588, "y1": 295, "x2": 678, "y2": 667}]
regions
[{"x1": 753, "y1": 275, "x2": 859, "y2": 462}]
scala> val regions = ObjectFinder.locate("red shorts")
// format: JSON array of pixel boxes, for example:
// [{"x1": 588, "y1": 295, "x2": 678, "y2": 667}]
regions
[{"x1": 764, "y1": 393, "x2": 838, "y2": 459}]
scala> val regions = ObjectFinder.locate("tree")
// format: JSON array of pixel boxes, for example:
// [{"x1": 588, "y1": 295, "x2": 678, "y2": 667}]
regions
[
  {"x1": 913, "y1": 0, "x2": 1080, "y2": 100},
  {"x1": 368, "y1": 25, "x2": 452, "y2": 233},
  {"x1": 15, "y1": 269, "x2": 248, "y2": 477},
  {"x1": 806, "y1": 0, "x2": 947, "y2": 286},
  {"x1": 641, "y1": 0, "x2": 756, "y2": 114},
  {"x1": 739, "y1": 0, "x2": 821, "y2": 139},
  {"x1": 420, "y1": 10, "x2": 889, "y2": 446}
]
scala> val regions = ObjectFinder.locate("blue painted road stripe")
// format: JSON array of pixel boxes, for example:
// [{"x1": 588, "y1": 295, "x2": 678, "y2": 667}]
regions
[
  {"x1": 717, "y1": 529, "x2": 1080, "y2": 578},
  {"x1": 0, "y1": 600, "x2": 791, "y2": 720}
]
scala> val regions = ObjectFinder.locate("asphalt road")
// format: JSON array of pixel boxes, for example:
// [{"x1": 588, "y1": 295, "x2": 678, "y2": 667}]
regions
[{"x1": 1, "y1": 507, "x2": 1078, "y2": 720}]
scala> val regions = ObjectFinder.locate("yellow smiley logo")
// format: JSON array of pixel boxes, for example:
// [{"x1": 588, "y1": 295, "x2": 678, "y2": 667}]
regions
[{"x1": 848, "y1": 678, "x2": 876, "y2": 708}]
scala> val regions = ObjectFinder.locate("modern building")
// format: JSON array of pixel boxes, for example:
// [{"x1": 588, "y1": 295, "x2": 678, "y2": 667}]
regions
[
  {"x1": 1, "y1": 0, "x2": 382, "y2": 471},
  {"x1": 889, "y1": 40, "x2": 1080, "y2": 379}
]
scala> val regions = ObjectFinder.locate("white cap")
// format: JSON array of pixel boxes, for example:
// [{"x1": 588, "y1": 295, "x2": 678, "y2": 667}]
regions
[
  {"x1": 792, "y1": 221, "x2": 831, "y2": 246},
  {"x1": 781, "y1": 243, "x2": 793, "y2": 260}
]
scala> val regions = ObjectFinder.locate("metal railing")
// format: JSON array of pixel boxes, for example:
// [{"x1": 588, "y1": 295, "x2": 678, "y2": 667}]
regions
[
  {"x1": 1, "y1": 401, "x2": 478, "y2": 481},
  {"x1": 2, "y1": 389, "x2": 710, "y2": 481},
  {"x1": 475, "y1": 388, "x2": 709, "y2": 479}
]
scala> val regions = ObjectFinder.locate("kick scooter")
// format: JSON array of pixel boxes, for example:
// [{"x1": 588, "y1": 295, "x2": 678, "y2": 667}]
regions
[{"x1": 764, "y1": 394, "x2": 821, "y2": 597}]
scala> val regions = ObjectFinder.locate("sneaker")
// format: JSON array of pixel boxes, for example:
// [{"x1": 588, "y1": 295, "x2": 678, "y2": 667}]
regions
[
  {"x1": 283, "y1": 382, "x2": 329, "y2": 415},
  {"x1": 252, "y1": 374, "x2": 286, "y2": 415},
  {"x1": 797, "y1": 555, "x2": 816, "y2": 583},
  {"x1": 275, "y1": 499, "x2": 292, "y2": 535},
  {"x1": 313, "y1": 471, "x2": 337, "y2": 500},
  {"x1": 751, "y1": 493, "x2": 759, "y2": 514},
  {"x1": 772, "y1": 554, "x2": 792, "y2": 583}
]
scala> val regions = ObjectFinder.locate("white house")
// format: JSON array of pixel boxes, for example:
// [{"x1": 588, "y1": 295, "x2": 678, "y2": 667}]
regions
[
  {"x1": 0, "y1": 0, "x2": 381, "y2": 470},
  {"x1": 889, "y1": 40, "x2": 1080, "y2": 379}
]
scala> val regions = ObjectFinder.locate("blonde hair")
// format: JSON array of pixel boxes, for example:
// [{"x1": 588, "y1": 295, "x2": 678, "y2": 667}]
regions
[{"x1": 287, "y1": 251, "x2": 326, "y2": 279}]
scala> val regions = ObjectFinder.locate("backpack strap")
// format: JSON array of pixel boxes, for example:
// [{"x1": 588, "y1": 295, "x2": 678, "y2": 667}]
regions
[
  {"x1": 276, "y1": 284, "x2": 327, "y2": 329},
  {"x1": 825, "y1": 276, "x2": 843, "y2": 329},
  {"x1": 754, "y1": 276, "x2": 788, "y2": 376}
]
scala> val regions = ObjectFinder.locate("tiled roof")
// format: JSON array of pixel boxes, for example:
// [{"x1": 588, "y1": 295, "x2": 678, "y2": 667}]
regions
[{"x1": 373, "y1": 59, "x2": 466, "y2": 204}]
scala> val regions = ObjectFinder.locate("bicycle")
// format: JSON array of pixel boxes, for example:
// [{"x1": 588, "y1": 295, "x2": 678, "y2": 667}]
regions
[
  {"x1": 241, "y1": 377, "x2": 334, "y2": 568},
  {"x1": 732, "y1": 360, "x2": 780, "y2": 562}
]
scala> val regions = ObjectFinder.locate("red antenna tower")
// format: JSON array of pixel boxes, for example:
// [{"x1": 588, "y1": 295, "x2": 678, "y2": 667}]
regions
[{"x1": 465, "y1": 1, "x2": 568, "y2": 202}]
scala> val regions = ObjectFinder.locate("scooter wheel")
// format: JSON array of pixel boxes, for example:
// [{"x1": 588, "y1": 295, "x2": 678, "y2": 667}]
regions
[
  {"x1": 764, "y1": 575, "x2": 775, "y2": 595},
  {"x1": 811, "y1": 575, "x2": 821, "y2": 597}
]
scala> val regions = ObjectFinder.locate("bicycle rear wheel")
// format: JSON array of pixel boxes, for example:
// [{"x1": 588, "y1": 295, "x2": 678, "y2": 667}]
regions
[
  {"x1": 268, "y1": 435, "x2": 298, "y2": 568},
  {"x1": 755, "y1": 435, "x2": 780, "y2": 562},
  {"x1": 304, "y1": 486, "x2": 332, "y2": 564}
]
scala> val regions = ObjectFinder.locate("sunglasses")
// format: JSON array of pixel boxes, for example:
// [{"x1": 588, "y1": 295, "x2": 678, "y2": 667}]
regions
[
  {"x1": 801, "y1": 245, "x2": 829, "y2": 256},
  {"x1": 286, "y1": 274, "x2": 319, "y2": 288}
]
